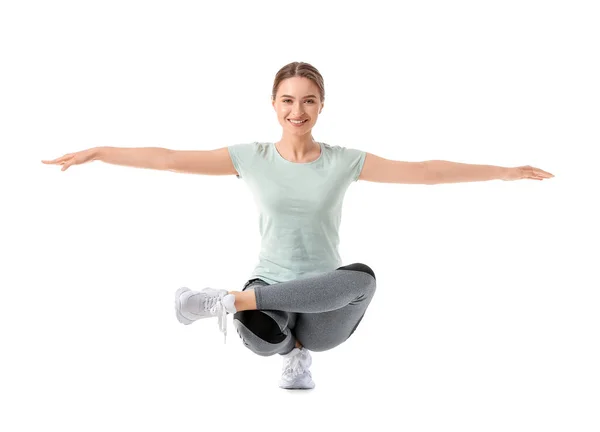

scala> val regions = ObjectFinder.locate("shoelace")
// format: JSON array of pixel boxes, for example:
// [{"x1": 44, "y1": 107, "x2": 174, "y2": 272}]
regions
[
  {"x1": 205, "y1": 295, "x2": 228, "y2": 344},
  {"x1": 282, "y1": 351, "x2": 305, "y2": 379}
]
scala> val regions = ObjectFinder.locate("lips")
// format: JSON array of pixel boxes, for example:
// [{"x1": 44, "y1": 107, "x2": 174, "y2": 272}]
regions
[{"x1": 288, "y1": 119, "x2": 308, "y2": 125}]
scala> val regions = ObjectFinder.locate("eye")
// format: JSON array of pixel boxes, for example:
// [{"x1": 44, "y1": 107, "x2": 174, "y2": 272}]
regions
[{"x1": 282, "y1": 99, "x2": 315, "y2": 104}]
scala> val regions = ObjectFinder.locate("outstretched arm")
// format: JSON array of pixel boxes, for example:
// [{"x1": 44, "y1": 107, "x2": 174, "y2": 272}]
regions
[
  {"x1": 42, "y1": 147, "x2": 172, "y2": 171},
  {"x1": 425, "y1": 160, "x2": 554, "y2": 184},
  {"x1": 357, "y1": 153, "x2": 554, "y2": 184},
  {"x1": 43, "y1": 146, "x2": 239, "y2": 176}
]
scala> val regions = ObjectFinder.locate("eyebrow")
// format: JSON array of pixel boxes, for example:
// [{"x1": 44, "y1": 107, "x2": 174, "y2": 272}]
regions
[{"x1": 280, "y1": 94, "x2": 318, "y2": 99}]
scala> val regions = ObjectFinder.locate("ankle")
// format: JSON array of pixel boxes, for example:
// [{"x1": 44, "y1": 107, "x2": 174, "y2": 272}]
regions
[{"x1": 229, "y1": 290, "x2": 257, "y2": 312}]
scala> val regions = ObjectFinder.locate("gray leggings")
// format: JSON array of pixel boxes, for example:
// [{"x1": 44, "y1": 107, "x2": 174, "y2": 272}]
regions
[{"x1": 233, "y1": 263, "x2": 376, "y2": 356}]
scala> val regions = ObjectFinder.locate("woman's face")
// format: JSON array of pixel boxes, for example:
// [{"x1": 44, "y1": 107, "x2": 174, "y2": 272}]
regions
[{"x1": 272, "y1": 77, "x2": 324, "y2": 137}]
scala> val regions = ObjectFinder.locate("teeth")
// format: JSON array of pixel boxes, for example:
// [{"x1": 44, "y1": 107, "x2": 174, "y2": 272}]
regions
[{"x1": 289, "y1": 119, "x2": 306, "y2": 124}]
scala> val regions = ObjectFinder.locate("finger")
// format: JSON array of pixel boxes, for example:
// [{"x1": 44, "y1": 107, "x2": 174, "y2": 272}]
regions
[
  {"x1": 533, "y1": 167, "x2": 554, "y2": 177},
  {"x1": 44, "y1": 157, "x2": 64, "y2": 164},
  {"x1": 44, "y1": 154, "x2": 72, "y2": 164}
]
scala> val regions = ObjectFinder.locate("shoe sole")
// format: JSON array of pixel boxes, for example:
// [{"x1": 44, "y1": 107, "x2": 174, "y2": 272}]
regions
[
  {"x1": 279, "y1": 378, "x2": 316, "y2": 390},
  {"x1": 279, "y1": 383, "x2": 316, "y2": 390},
  {"x1": 175, "y1": 287, "x2": 194, "y2": 325}
]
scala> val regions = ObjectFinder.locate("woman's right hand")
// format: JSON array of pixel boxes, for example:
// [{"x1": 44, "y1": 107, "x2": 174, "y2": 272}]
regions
[{"x1": 42, "y1": 148, "x2": 99, "y2": 171}]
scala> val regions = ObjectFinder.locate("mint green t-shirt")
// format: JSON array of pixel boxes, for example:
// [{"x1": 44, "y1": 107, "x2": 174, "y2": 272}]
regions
[{"x1": 227, "y1": 141, "x2": 366, "y2": 285}]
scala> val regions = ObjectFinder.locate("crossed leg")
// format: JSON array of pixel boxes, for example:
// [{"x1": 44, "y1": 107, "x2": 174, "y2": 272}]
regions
[{"x1": 233, "y1": 263, "x2": 376, "y2": 355}]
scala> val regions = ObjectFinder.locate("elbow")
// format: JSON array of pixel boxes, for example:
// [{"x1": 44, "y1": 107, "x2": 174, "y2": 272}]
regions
[
  {"x1": 164, "y1": 150, "x2": 177, "y2": 172},
  {"x1": 423, "y1": 161, "x2": 440, "y2": 185}
]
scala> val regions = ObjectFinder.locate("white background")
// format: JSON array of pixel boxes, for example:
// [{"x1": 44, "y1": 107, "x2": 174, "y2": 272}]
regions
[{"x1": 1, "y1": 0, "x2": 598, "y2": 431}]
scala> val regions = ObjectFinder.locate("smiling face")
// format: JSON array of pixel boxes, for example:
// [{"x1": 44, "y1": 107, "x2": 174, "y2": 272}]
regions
[{"x1": 272, "y1": 76, "x2": 324, "y2": 137}]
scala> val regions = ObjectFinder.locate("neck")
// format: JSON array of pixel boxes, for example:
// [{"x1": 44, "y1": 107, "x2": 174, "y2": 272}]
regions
[
  {"x1": 275, "y1": 134, "x2": 321, "y2": 162},
  {"x1": 276, "y1": 134, "x2": 319, "y2": 158}
]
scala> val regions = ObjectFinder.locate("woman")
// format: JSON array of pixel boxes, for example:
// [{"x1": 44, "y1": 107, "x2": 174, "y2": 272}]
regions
[{"x1": 42, "y1": 61, "x2": 554, "y2": 391}]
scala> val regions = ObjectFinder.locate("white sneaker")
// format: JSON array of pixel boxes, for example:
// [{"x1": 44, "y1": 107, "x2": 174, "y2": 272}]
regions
[
  {"x1": 279, "y1": 347, "x2": 316, "y2": 390},
  {"x1": 175, "y1": 287, "x2": 237, "y2": 343}
]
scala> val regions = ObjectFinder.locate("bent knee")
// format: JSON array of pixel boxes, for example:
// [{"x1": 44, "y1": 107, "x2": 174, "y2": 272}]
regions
[
  {"x1": 337, "y1": 262, "x2": 376, "y2": 281},
  {"x1": 233, "y1": 318, "x2": 289, "y2": 357},
  {"x1": 233, "y1": 310, "x2": 287, "y2": 344}
]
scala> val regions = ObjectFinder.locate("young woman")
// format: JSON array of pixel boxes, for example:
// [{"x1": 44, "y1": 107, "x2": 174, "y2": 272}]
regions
[{"x1": 42, "y1": 61, "x2": 554, "y2": 390}]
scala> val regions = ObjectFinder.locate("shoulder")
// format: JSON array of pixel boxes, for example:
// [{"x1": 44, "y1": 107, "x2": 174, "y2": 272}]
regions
[
  {"x1": 323, "y1": 142, "x2": 365, "y2": 159},
  {"x1": 228, "y1": 142, "x2": 270, "y2": 155}
]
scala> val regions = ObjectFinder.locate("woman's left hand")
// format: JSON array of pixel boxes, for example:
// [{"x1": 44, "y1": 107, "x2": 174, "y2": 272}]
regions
[{"x1": 503, "y1": 165, "x2": 555, "y2": 181}]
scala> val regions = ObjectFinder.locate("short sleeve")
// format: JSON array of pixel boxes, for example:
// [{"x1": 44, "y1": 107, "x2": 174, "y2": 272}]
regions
[
  {"x1": 227, "y1": 143, "x2": 256, "y2": 180},
  {"x1": 342, "y1": 147, "x2": 367, "y2": 183}
]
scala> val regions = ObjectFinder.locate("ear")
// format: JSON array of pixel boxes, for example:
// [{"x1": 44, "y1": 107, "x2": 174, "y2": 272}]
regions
[{"x1": 320, "y1": 102, "x2": 324, "y2": 114}]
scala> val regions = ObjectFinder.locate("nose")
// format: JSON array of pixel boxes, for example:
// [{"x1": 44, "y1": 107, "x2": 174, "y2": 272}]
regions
[{"x1": 292, "y1": 102, "x2": 305, "y2": 116}]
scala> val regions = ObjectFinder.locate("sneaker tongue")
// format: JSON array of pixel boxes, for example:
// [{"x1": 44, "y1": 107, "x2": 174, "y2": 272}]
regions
[
  {"x1": 285, "y1": 347, "x2": 300, "y2": 357},
  {"x1": 221, "y1": 294, "x2": 237, "y2": 313}
]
